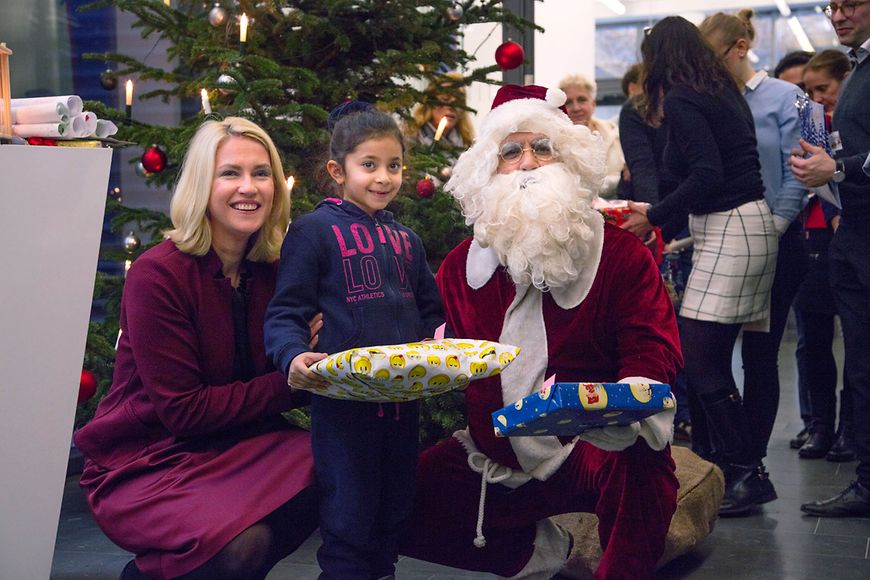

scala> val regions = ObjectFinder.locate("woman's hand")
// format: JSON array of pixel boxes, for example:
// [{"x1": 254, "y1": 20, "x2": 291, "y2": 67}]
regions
[
  {"x1": 307, "y1": 312, "x2": 324, "y2": 350},
  {"x1": 288, "y1": 351, "x2": 329, "y2": 392},
  {"x1": 621, "y1": 201, "x2": 654, "y2": 238}
]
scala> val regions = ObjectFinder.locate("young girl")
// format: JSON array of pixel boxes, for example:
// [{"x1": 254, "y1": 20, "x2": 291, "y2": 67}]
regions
[{"x1": 264, "y1": 103, "x2": 444, "y2": 580}]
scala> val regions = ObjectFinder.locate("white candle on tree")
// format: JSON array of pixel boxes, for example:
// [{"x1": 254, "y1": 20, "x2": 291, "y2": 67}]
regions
[
  {"x1": 125, "y1": 80, "x2": 133, "y2": 121},
  {"x1": 200, "y1": 89, "x2": 211, "y2": 115},
  {"x1": 240, "y1": 14, "x2": 249, "y2": 43},
  {"x1": 433, "y1": 116, "x2": 448, "y2": 142}
]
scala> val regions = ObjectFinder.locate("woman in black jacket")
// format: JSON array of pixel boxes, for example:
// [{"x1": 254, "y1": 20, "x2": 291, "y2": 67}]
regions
[{"x1": 623, "y1": 16, "x2": 779, "y2": 516}]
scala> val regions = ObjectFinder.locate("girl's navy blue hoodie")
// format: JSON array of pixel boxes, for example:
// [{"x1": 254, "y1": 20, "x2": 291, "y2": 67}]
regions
[{"x1": 265, "y1": 198, "x2": 444, "y2": 375}]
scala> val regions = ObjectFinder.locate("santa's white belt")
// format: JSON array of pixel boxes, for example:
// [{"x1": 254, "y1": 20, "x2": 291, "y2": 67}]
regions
[{"x1": 453, "y1": 428, "x2": 533, "y2": 548}]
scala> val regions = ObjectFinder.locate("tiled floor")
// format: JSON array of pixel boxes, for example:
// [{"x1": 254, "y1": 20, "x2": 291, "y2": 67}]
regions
[{"x1": 51, "y1": 328, "x2": 870, "y2": 579}]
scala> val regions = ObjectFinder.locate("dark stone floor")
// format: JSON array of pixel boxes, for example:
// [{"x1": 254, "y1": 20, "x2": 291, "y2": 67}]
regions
[{"x1": 51, "y1": 330, "x2": 870, "y2": 579}]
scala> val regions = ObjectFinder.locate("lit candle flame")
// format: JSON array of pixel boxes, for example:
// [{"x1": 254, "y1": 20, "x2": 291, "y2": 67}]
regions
[
  {"x1": 200, "y1": 88, "x2": 211, "y2": 115},
  {"x1": 433, "y1": 116, "x2": 448, "y2": 141},
  {"x1": 125, "y1": 80, "x2": 133, "y2": 106},
  {"x1": 240, "y1": 14, "x2": 248, "y2": 43},
  {"x1": 286, "y1": 175, "x2": 295, "y2": 193}
]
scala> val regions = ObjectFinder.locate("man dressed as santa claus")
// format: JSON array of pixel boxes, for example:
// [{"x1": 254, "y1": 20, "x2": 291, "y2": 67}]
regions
[{"x1": 400, "y1": 85, "x2": 682, "y2": 579}]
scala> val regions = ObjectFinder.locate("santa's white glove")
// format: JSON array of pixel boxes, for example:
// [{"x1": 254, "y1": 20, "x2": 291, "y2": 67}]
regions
[{"x1": 578, "y1": 422, "x2": 641, "y2": 451}]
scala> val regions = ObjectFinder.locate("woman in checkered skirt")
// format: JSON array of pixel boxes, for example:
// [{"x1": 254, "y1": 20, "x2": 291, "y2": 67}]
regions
[{"x1": 623, "y1": 16, "x2": 779, "y2": 517}]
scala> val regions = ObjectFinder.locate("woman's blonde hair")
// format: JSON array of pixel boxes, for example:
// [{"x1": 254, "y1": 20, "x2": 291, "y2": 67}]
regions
[
  {"x1": 558, "y1": 73, "x2": 597, "y2": 99},
  {"x1": 409, "y1": 71, "x2": 475, "y2": 146},
  {"x1": 698, "y1": 8, "x2": 756, "y2": 49},
  {"x1": 165, "y1": 117, "x2": 290, "y2": 262}
]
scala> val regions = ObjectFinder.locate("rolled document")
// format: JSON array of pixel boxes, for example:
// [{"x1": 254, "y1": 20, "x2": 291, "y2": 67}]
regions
[
  {"x1": 68, "y1": 114, "x2": 86, "y2": 138},
  {"x1": 10, "y1": 102, "x2": 70, "y2": 125},
  {"x1": 11, "y1": 95, "x2": 83, "y2": 117},
  {"x1": 75, "y1": 112, "x2": 98, "y2": 137},
  {"x1": 12, "y1": 121, "x2": 70, "y2": 138},
  {"x1": 94, "y1": 119, "x2": 118, "y2": 138}
]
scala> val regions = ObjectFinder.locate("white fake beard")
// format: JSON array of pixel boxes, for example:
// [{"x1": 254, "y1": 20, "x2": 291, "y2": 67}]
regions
[{"x1": 465, "y1": 163, "x2": 599, "y2": 290}]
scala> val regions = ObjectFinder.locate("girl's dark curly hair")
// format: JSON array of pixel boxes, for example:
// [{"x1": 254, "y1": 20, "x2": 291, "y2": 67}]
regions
[{"x1": 641, "y1": 16, "x2": 737, "y2": 125}]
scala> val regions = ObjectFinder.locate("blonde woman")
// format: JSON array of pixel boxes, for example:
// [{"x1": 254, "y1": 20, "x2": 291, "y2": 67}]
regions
[
  {"x1": 74, "y1": 117, "x2": 320, "y2": 579},
  {"x1": 407, "y1": 71, "x2": 475, "y2": 149},
  {"x1": 559, "y1": 73, "x2": 624, "y2": 198}
]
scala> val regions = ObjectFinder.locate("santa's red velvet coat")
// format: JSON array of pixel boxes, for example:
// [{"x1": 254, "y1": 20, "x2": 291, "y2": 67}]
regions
[
  {"x1": 438, "y1": 224, "x2": 682, "y2": 468},
  {"x1": 400, "y1": 224, "x2": 682, "y2": 579}
]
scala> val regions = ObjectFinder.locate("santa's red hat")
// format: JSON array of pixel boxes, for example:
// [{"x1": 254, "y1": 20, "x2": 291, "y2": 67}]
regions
[{"x1": 489, "y1": 84, "x2": 568, "y2": 113}]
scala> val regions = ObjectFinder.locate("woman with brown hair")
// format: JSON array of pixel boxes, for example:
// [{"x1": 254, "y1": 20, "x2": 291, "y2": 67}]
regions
[
  {"x1": 623, "y1": 16, "x2": 779, "y2": 516},
  {"x1": 803, "y1": 49, "x2": 852, "y2": 113}
]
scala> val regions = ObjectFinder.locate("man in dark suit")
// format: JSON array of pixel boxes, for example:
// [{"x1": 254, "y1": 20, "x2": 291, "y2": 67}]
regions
[{"x1": 790, "y1": 0, "x2": 870, "y2": 517}]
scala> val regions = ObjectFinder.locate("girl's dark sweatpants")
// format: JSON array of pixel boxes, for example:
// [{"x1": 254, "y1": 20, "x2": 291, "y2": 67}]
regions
[{"x1": 310, "y1": 395, "x2": 419, "y2": 580}]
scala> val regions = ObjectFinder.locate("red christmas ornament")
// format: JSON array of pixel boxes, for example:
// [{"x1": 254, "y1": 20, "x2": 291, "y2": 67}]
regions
[
  {"x1": 495, "y1": 40, "x2": 525, "y2": 71},
  {"x1": 141, "y1": 145, "x2": 167, "y2": 173},
  {"x1": 416, "y1": 177, "x2": 436, "y2": 198},
  {"x1": 78, "y1": 369, "x2": 98, "y2": 403}
]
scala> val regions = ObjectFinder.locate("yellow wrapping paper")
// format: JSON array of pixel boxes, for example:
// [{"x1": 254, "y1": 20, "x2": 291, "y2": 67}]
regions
[{"x1": 305, "y1": 339, "x2": 521, "y2": 401}]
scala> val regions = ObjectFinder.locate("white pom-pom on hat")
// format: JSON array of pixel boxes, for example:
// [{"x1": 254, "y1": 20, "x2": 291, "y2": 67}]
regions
[{"x1": 545, "y1": 88, "x2": 567, "y2": 108}]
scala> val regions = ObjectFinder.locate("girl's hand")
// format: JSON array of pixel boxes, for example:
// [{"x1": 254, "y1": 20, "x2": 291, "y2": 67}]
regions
[
  {"x1": 288, "y1": 351, "x2": 329, "y2": 391},
  {"x1": 621, "y1": 201, "x2": 654, "y2": 238},
  {"x1": 307, "y1": 312, "x2": 324, "y2": 350}
]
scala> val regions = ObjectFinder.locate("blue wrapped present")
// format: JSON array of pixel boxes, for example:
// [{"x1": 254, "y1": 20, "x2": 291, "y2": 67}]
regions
[{"x1": 492, "y1": 382, "x2": 675, "y2": 437}]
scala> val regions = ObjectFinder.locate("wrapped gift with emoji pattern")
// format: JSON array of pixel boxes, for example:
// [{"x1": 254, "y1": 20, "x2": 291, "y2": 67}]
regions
[
  {"x1": 307, "y1": 339, "x2": 521, "y2": 402},
  {"x1": 492, "y1": 382, "x2": 675, "y2": 437}
]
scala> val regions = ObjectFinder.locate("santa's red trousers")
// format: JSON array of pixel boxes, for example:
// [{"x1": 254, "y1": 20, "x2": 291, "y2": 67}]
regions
[{"x1": 400, "y1": 436, "x2": 678, "y2": 579}]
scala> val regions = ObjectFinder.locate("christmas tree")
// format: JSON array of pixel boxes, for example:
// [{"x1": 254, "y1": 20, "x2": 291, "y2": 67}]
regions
[{"x1": 77, "y1": 0, "x2": 535, "y2": 445}]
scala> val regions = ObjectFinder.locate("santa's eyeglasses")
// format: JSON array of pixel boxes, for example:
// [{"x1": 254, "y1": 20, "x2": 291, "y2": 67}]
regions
[{"x1": 497, "y1": 138, "x2": 557, "y2": 164}]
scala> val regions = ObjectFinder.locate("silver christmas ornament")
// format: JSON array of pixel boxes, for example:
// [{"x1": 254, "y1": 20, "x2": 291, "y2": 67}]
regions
[
  {"x1": 440, "y1": 166, "x2": 453, "y2": 179},
  {"x1": 209, "y1": 4, "x2": 227, "y2": 27},
  {"x1": 217, "y1": 73, "x2": 236, "y2": 95},
  {"x1": 123, "y1": 232, "x2": 141, "y2": 254},
  {"x1": 447, "y1": 4, "x2": 463, "y2": 21},
  {"x1": 135, "y1": 161, "x2": 152, "y2": 178}
]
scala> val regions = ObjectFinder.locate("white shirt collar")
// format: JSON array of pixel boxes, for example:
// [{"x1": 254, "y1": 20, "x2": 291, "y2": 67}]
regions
[
  {"x1": 852, "y1": 37, "x2": 870, "y2": 64},
  {"x1": 744, "y1": 69, "x2": 767, "y2": 92}
]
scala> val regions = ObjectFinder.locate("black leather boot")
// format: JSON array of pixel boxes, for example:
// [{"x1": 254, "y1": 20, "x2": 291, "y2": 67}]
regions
[
  {"x1": 799, "y1": 427, "x2": 834, "y2": 459},
  {"x1": 789, "y1": 427, "x2": 810, "y2": 449},
  {"x1": 119, "y1": 560, "x2": 145, "y2": 580},
  {"x1": 826, "y1": 423, "x2": 857, "y2": 462},
  {"x1": 719, "y1": 462, "x2": 778, "y2": 516},
  {"x1": 701, "y1": 390, "x2": 777, "y2": 516}
]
